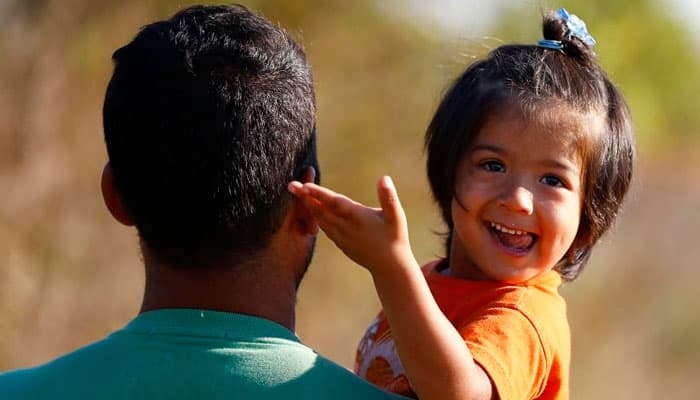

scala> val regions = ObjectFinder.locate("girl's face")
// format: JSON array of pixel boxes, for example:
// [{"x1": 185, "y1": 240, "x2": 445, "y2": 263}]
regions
[{"x1": 448, "y1": 111, "x2": 585, "y2": 283}]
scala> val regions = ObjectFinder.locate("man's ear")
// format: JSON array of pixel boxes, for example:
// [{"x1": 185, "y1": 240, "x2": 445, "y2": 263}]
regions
[
  {"x1": 101, "y1": 163, "x2": 134, "y2": 226},
  {"x1": 291, "y1": 166, "x2": 319, "y2": 236}
]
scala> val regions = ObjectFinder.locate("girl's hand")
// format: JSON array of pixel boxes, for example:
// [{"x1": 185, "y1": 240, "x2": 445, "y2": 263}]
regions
[
  {"x1": 287, "y1": 176, "x2": 417, "y2": 275},
  {"x1": 290, "y1": 177, "x2": 494, "y2": 400}
]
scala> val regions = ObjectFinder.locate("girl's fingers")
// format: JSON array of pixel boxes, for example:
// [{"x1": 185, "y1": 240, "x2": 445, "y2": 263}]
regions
[
  {"x1": 287, "y1": 181, "x2": 305, "y2": 196},
  {"x1": 288, "y1": 181, "x2": 327, "y2": 219},
  {"x1": 377, "y1": 176, "x2": 405, "y2": 227},
  {"x1": 289, "y1": 182, "x2": 353, "y2": 229},
  {"x1": 302, "y1": 183, "x2": 356, "y2": 219}
]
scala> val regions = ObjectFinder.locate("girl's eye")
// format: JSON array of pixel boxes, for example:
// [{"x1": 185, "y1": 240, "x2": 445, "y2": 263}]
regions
[
  {"x1": 541, "y1": 175, "x2": 565, "y2": 188},
  {"x1": 481, "y1": 160, "x2": 505, "y2": 172}
]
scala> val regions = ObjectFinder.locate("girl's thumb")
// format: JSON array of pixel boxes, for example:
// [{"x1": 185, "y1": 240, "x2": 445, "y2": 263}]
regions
[{"x1": 377, "y1": 176, "x2": 405, "y2": 226}]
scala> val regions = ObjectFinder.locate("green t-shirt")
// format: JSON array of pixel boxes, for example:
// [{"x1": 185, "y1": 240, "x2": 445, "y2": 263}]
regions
[{"x1": 0, "y1": 309, "x2": 406, "y2": 399}]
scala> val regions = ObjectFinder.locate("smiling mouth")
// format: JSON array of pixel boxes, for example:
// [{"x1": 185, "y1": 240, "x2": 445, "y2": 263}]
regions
[{"x1": 488, "y1": 222, "x2": 537, "y2": 253}]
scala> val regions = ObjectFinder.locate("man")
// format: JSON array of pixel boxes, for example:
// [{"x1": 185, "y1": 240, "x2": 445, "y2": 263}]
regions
[{"x1": 0, "y1": 5, "x2": 405, "y2": 399}]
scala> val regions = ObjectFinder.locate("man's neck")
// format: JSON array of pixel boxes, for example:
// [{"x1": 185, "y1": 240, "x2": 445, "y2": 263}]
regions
[{"x1": 139, "y1": 255, "x2": 299, "y2": 331}]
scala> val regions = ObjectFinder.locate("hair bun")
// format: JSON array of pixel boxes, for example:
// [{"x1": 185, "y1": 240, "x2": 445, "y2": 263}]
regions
[{"x1": 541, "y1": 9, "x2": 596, "y2": 60}]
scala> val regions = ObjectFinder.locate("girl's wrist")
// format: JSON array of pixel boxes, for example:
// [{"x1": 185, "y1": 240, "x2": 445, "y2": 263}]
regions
[{"x1": 368, "y1": 247, "x2": 421, "y2": 280}]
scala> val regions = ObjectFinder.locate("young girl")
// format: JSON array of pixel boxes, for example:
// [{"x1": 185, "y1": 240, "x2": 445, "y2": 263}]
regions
[{"x1": 289, "y1": 9, "x2": 634, "y2": 400}]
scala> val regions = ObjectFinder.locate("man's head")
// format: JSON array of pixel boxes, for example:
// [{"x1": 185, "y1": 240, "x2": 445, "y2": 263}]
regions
[{"x1": 102, "y1": 4, "x2": 318, "y2": 268}]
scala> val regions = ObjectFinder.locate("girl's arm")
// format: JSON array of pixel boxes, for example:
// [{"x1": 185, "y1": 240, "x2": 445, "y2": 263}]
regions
[{"x1": 288, "y1": 177, "x2": 495, "y2": 400}]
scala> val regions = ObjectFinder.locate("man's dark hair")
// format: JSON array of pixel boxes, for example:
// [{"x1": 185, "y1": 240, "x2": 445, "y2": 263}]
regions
[
  {"x1": 103, "y1": 4, "x2": 318, "y2": 268},
  {"x1": 425, "y1": 11, "x2": 635, "y2": 281}
]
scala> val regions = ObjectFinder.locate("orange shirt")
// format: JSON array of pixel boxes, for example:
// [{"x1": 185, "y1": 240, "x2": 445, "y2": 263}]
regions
[{"x1": 355, "y1": 260, "x2": 570, "y2": 399}]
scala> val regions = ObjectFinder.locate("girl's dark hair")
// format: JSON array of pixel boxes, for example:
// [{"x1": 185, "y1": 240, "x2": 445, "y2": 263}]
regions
[{"x1": 425, "y1": 10, "x2": 635, "y2": 281}]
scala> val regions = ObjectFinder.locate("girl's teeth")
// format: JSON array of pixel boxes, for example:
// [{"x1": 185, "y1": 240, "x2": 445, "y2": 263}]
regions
[{"x1": 490, "y1": 222, "x2": 527, "y2": 235}]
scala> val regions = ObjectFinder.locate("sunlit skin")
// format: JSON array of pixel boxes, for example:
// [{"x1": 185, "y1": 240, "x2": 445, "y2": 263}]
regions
[
  {"x1": 288, "y1": 176, "x2": 495, "y2": 400},
  {"x1": 285, "y1": 111, "x2": 590, "y2": 400},
  {"x1": 447, "y1": 112, "x2": 585, "y2": 284}
]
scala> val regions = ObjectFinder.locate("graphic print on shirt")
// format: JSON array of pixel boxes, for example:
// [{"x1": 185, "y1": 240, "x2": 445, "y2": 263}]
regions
[{"x1": 354, "y1": 314, "x2": 417, "y2": 398}]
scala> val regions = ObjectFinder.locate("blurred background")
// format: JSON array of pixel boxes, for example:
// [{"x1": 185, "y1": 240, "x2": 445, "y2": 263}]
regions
[{"x1": 1, "y1": 0, "x2": 699, "y2": 398}]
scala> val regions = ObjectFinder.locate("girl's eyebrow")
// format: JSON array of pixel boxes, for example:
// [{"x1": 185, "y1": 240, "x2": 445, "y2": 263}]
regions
[
  {"x1": 470, "y1": 144, "x2": 504, "y2": 154},
  {"x1": 542, "y1": 159, "x2": 580, "y2": 175}
]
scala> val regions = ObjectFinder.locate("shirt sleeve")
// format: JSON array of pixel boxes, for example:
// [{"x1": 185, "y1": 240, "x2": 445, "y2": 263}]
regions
[{"x1": 458, "y1": 306, "x2": 549, "y2": 400}]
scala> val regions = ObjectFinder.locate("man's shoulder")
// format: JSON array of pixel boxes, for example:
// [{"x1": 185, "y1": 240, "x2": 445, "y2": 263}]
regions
[
  {"x1": 233, "y1": 337, "x2": 404, "y2": 398},
  {"x1": 0, "y1": 328, "x2": 405, "y2": 400},
  {"x1": 0, "y1": 339, "x2": 108, "y2": 399},
  {"x1": 280, "y1": 347, "x2": 406, "y2": 399}
]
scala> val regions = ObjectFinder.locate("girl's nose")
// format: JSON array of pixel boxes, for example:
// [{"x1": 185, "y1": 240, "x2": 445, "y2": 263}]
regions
[{"x1": 497, "y1": 183, "x2": 534, "y2": 215}]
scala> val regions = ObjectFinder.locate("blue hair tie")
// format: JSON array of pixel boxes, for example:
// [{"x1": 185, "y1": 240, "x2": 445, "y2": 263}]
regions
[
  {"x1": 538, "y1": 39, "x2": 563, "y2": 50},
  {"x1": 538, "y1": 8, "x2": 596, "y2": 50}
]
